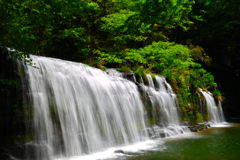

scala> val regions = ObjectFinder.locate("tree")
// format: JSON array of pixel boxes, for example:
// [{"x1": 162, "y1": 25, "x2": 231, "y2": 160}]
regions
[
  {"x1": 0, "y1": 0, "x2": 100, "y2": 61},
  {"x1": 168, "y1": 0, "x2": 240, "y2": 118}
]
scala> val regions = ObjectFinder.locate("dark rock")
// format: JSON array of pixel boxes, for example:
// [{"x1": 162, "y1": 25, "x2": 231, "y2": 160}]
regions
[
  {"x1": 150, "y1": 135, "x2": 156, "y2": 139},
  {"x1": 114, "y1": 150, "x2": 124, "y2": 154},
  {"x1": 180, "y1": 121, "x2": 191, "y2": 126},
  {"x1": 188, "y1": 126, "x2": 199, "y2": 132},
  {"x1": 0, "y1": 153, "x2": 15, "y2": 160},
  {"x1": 160, "y1": 132, "x2": 166, "y2": 138},
  {"x1": 179, "y1": 130, "x2": 184, "y2": 134},
  {"x1": 148, "y1": 131, "x2": 154, "y2": 138},
  {"x1": 197, "y1": 124, "x2": 208, "y2": 131},
  {"x1": 206, "y1": 123, "x2": 211, "y2": 128},
  {"x1": 156, "y1": 122, "x2": 165, "y2": 127}
]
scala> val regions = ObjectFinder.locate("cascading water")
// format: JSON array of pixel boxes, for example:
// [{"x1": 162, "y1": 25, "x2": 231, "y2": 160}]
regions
[
  {"x1": 200, "y1": 89, "x2": 225, "y2": 123},
  {"x1": 107, "y1": 70, "x2": 190, "y2": 138},
  {"x1": 17, "y1": 56, "x2": 148, "y2": 159},
  {"x1": 107, "y1": 68, "x2": 137, "y2": 83},
  {"x1": 146, "y1": 74, "x2": 155, "y2": 88},
  {"x1": 153, "y1": 76, "x2": 180, "y2": 125},
  {"x1": 10, "y1": 55, "x2": 227, "y2": 160},
  {"x1": 145, "y1": 75, "x2": 189, "y2": 137},
  {"x1": 218, "y1": 101, "x2": 225, "y2": 122}
]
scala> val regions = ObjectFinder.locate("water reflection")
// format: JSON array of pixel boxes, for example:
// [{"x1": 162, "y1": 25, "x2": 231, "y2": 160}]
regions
[{"x1": 125, "y1": 123, "x2": 240, "y2": 160}]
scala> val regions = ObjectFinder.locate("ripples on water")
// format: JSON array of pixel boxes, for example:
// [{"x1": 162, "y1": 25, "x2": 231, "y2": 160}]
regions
[{"x1": 123, "y1": 123, "x2": 240, "y2": 160}]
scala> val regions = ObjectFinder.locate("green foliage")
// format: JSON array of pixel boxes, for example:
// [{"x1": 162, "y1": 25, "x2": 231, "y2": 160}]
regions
[
  {"x1": 89, "y1": 59, "x2": 107, "y2": 72},
  {"x1": 183, "y1": 110, "x2": 192, "y2": 122},
  {"x1": 196, "y1": 112, "x2": 203, "y2": 122},
  {"x1": 101, "y1": 10, "x2": 137, "y2": 33},
  {"x1": 116, "y1": 66, "x2": 131, "y2": 73},
  {"x1": 188, "y1": 43, "x2": 212, "y2": 66},
  {"x1": 183, "y1": 110, "x2": 202, "y2": 124},
  {"x1": 93, "y1": 49, "x2": 125, "y2": 64},
  {"x1": 178, "y1": 83, "x2": 191, "y2": 108},
  {"x1": 100, "y1": 66, "x2": 107, "y2": 72},
  {"x1": 0, "y1": 0, "x2": 99, "y2": 61},
  {"x1": 212, "y1": 89, "x2": 222, "y2": 102},
  {"x1": 212, "y1": 89, "x2": 221, "y2": 96},
  {"x1": 132, "y1": 66, "x2": 151, "y2": 83},
  {"x1": 148, "y1": 117, "x2": 155, "y2": 125},
  {"x1": 125, "y1": 0, "x2": 195, "y2": 33},
  {"x1": 12, "y1": 101, "x2": 34, "y2": 114},
  {"x1": 125, "y1": 41, "x2": 194, "y2": 73},
  {"x1": 0, "y1": 78, "x2": 18, "y2": 86},
  {"x1": 189, "y1": 63, "x2": 217, "y2": 89},
  {"x1": 9, "y1": 135, "x2": 34, "y2": 144}
]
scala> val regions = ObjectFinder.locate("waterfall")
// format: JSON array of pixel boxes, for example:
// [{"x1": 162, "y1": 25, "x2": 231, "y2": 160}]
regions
[
  {"x1": 107, "y1": 68, "x2": 126, "y2": 78},
  {"x1": 155, "y1": 76, "x2": 173, "y2": 94},
  {"x1": 153, "y1": 76, "x2": 179, "y2": 125},
  {"x1": 18, "y1": 56, "x2": 148, "y2": 159},
  {"x1": 107, "y1": 70, "x2": 190, "y2": 138},
  {"x1": 140, "y1": 77, "x2": 144, "y2": 84},
  {"x1": 145, "y1": 75, "x2": 189, "y2": 137},
  {"x1": 146, "y1": 74, "x2": 155, "y2": 88},
  {"x1": 107, "y1": 68, "x2": 137, "y2": 83},
  {"x1": 12, "y1": 55, "x2": 227, "y2": 159},
  {"x1": 200, "y1": 89, "x2": 225, "y2": 124},
  {"x1": 144, "y1": 75, "x2": 180, "y2": 126},
  {"x1": 218, "y1": 101, "x2": 225, "y2": 122}
]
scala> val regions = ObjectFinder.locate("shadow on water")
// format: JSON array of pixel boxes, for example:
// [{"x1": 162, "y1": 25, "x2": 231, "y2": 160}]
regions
[{"x1": 125, "y1": 123, "x2": 240, "y2": 160}]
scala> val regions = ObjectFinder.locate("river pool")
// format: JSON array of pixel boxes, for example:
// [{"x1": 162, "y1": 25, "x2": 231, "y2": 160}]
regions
[{"x1": 124, "y1": 123, "x2": 240, "y2": 160}]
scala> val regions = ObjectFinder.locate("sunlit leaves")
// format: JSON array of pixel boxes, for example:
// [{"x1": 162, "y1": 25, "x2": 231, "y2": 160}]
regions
[
  {"x1": 59, "y1": 28, "x2": 86, "y2": 39},
  {"x1": 130, "y1": 0, "x2": 195, "y2": 31},
  {"x1": 0, "y1": 0, "x2": 100, "y2": 59},
  {"x1": 101, "y1": 10, "x2": 137, "y2": 33},
  {"x1": 93, "y1": 49, "x2": 125, "y2": 63},
  {"x1": 190, "y1": 63, "x2": 217, "y2": 89},
  {"x1": 125, "y1": 41, "x2": 194, "y2": 73}
]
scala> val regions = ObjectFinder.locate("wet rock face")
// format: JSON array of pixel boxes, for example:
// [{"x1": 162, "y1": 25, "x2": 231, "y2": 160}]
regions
[
  {"x1": 188, "y1": 126, "x2": 199, "y2": 132},
  {"x1": 125, "y1": 73, "x2": 136, "y2": 82},
  {"x1": 146, "y1": 122, "x2": 211, "y2": 139},
  {"x1": 180, "y1": 121, "x2": 191, "y2": 126},
  {"x1": 186, "y1": 122, "x2": 211, "y2": 132},
  {"x1": 194, "y1": 122, "x2": 211, "y2": 131},
  {"x1": 114, "y1": 150, "x2": 124, "y2": 154},
  {"x1": 0, "y1": 48, "x2": 25, "y2": 145},
  {"x1": 146, "y1": 123, "x2": 190, "y2": 139},
  {"x1": 0, "y1": 49, "x2": 39, "y2": 159}
]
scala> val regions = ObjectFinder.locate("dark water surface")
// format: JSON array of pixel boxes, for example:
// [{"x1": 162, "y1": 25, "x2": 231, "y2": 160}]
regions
[{"x1": 126, "y1": 123, "x2": 240, "y2": 160}]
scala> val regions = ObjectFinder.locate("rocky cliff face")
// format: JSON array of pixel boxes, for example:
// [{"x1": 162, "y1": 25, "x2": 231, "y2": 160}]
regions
[{"x1": 0, "y1": 47, "x2": 27, "y2": 159}]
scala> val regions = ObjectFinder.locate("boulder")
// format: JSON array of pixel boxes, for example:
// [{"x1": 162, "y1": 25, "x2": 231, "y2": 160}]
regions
[{"x1": 114, "y1": 150, "x2": 124, "y2": 154}]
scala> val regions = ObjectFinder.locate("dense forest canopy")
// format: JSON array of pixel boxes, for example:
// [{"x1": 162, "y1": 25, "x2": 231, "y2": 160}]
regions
[{"x1": 0, "y1": 0, "x2": 239, "y2": 118}]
